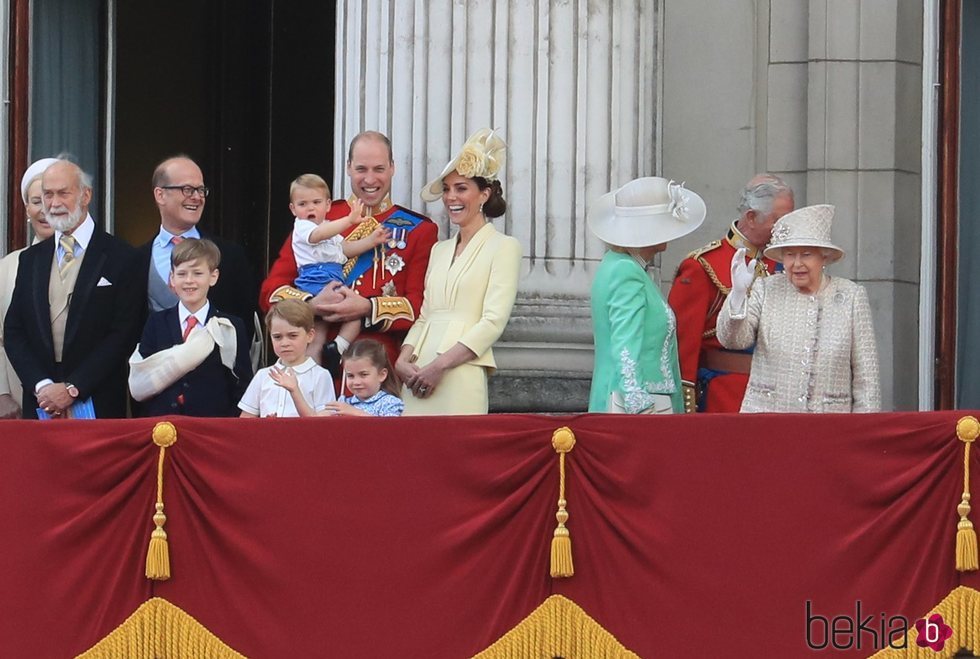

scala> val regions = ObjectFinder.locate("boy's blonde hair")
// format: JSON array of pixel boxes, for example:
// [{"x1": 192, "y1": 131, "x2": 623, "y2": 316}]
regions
[
  {"x1": 265, "y1": 299, "x2": 314, "y2": 333},
  {"x1": 171, "y1": 237, "x2": 221, "y2": 271},
  {"x1": 290, "y1": 174, "x2": 330, "y2": 200}
]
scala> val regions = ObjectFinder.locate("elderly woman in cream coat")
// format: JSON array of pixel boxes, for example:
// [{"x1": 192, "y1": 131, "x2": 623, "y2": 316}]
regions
[
  {"x1": 588, "y1": 177, "x2": 706, "y2": 414},
  {"x1": 395, "y1": 129, "x2": 522, "y2": 415},
  {"x1": 0, "y1": 158, "x2": 58, "y2": 418},
  {"x1": 716, "y1": 204, "x2": 880, "y2": 412}
]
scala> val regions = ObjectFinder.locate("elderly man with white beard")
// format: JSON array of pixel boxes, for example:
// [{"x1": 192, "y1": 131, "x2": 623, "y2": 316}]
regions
[{"x1": 4, "y1": 159, "x2": 143, "y2": 418}]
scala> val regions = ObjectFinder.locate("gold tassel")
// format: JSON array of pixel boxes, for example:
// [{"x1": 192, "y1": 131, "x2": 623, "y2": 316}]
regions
[
  {"x1": 550, "y1": 427, "x2": 576, "y2": 578},
  {"x1": 146, "y1": 421, "x2": 178, "y2": 580},
  {"x1": 956, "y1": 416, "x2": 979, "y2": 572}
]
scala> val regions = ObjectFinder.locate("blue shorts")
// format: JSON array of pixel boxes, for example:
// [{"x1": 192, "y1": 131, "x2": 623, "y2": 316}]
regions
[{"x1": 295, "y1": 262, "x2": 345, "y2": 296}]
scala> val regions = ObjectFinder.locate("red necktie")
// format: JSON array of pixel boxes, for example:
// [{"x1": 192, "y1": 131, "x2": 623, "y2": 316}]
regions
[
  {"x1": 182, "y1": 315, "x2": 199, "y2": 342},
  {"x1": 171, "y1": 235, "x2": 184, "y2": 246}
]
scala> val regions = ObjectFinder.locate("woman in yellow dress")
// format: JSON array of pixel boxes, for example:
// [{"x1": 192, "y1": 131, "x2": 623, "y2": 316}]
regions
[{"x1": 395, "y1": 129, "x2": 522, "y2": 415}]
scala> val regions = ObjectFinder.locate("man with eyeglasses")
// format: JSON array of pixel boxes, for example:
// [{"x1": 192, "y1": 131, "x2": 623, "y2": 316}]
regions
[{"x1": 138, "y1": 156, "x2": 257, "y2": 338}]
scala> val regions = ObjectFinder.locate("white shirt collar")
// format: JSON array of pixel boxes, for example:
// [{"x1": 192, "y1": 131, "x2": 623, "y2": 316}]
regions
[
  {"x1": 178, "y1": 301, "x2": 210, "y2": 327},
  {"x1": 56, "y1": 214, "x2": 95, "y2": 249},
  {"x1": 276, "y1": 357, "x2": 318, "y2": 375}
]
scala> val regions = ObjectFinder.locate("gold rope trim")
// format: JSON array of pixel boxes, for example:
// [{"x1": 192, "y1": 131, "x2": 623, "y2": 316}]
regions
[
  {"x1": 550, "y1": 427, "x2": 575, "y2": 578},
  {"x1": 473, "y1": 595, "x2": 639, "y2": 658},
  {"x1": 146, "y1": 422, "x2": 177, "y2": 580},
  {"x1": 868, "y1": 586, "x2": 980, "y2": 658},
  {"x1": 341, "y1": 217, "x2": 381, "y2": 279},
  {"x1": 956, "y1": 416, "x2": 979, "y2": 572},
  {"x1": 696, "y1": 254, "x2": 731, "y2": 295},
  {"x1": 75, "y1": 597, "x2": 246, "y2": 658}
]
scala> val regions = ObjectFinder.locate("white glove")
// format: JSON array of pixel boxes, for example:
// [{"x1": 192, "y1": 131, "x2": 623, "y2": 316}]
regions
[{"x1": 728, "y1": 247, "x2": 758, "y2": 312}]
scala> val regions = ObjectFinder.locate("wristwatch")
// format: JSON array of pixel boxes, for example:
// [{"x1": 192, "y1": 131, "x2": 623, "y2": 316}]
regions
[{"x1": 65, "y1": 383, "x2": 79, "y2": 398}]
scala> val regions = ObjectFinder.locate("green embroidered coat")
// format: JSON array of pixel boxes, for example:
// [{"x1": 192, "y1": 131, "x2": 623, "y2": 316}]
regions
[{"x1": 589, "y1": 251, "x2": 684, "y2": 414}]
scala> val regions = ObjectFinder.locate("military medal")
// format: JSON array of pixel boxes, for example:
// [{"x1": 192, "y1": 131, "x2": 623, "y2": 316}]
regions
[
  {"x1": 396, "y1": 228, "x2": 407, "y2": 249},
  {"x1": 384, "y1": 252, "x2": 405, "y2": 275}
]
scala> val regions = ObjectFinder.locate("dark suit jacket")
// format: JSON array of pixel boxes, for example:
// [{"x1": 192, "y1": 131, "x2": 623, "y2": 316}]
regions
[
  {"x1": 137, "y1": 230, "x2": 257, "y2": 340},
  {"x1": 135, "y1": 305, "x2": 252, "y2": 417},
  {"x1": 4, "y1": 228, "x2": 143, "y2": 418}
]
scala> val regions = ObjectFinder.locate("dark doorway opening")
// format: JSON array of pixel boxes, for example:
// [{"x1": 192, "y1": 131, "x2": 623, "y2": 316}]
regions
[{"x1": 113, "y1": 0, "x2": 336, "y2": 278}]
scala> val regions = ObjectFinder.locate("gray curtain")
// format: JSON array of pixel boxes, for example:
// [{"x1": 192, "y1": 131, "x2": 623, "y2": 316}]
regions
[
  {"x1": 957, "y1": 0, "x2": 980, "y2": 406},
  {"x1": 30, "y1": 0, "x2": 101, "y2": 216}
]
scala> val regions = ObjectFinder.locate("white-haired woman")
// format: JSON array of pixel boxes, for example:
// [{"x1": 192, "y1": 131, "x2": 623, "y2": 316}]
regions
[
  {"x1": 716, "y1": 204, "x2": 880, "y2": 412},
  {"x1": 0, "y1": 157, "x2": 58, "y2": 418}
]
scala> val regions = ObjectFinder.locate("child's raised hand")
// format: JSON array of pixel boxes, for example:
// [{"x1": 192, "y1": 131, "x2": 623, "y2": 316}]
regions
[
  {"x1": 369, "y1": 227, "x2": 391, "y2": 247},
  {"x1": 269, "y1": 365, "x2": 299, "y2": 393},
  {"x1": 347, "y1": 198, "x2": 365, "y2": 224}
]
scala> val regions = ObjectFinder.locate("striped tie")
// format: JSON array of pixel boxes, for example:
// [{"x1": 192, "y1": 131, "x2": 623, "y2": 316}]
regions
[{"x1": 59, "y1": 235, "x2": 77, "y2": 277}]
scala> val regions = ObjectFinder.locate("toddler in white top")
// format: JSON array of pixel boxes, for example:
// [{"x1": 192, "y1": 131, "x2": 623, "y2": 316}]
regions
[
  {"x1": 239, "y1": 300, "x2": 335, "y2": 417},
  {"x1": 289, "y1": 174, "x2": 389, "y2": 362}
]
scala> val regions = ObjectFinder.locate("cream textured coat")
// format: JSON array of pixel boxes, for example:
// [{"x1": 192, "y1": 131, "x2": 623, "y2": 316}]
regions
[
  {"x1": 0, "y1": 248, "x2": 26, "y2": 404},
  {"x1": 403, "y1": 223, "x2": 522, "y2": 415},
  {"x1": 716, "y1": 274, "x2": 880, "y2": 413}
]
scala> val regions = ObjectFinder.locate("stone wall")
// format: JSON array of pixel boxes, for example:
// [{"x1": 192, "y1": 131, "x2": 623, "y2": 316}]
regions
[{"x1": 336, "y1": 0, "x2": 924, "y2": 412}]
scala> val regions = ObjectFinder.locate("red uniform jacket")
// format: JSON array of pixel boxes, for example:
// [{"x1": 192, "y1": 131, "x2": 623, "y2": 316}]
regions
[
  {"x1": 259, "y1": 198, "x2": 438, "y2": 365},
  {"x1": 667, "y1": 223, "x2": 777, "y2": 412}
]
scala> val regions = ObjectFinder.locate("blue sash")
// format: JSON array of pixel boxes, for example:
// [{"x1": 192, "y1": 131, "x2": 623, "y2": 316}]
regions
[{"x1": 343, "y1": 209, "x2": 425, "y2": 286}]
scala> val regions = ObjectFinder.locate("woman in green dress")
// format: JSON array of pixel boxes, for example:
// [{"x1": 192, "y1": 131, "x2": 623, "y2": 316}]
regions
[{"x1": 588, "y1": 177, "x2": 706, "y2": 414}]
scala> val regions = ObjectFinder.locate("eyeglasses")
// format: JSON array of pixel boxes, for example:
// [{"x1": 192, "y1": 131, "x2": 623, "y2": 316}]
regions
[{"x1": 159, "y1": 185, "x2": 210, "y2": 198}]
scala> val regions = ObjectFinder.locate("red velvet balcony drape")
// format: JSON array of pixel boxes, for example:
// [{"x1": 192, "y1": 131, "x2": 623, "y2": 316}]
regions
[{"x1": 0, "y1": 411, "x2": 976, "y2": 657}]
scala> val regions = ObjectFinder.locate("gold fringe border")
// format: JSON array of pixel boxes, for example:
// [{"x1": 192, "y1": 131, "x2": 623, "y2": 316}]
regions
[
  {"x1": 473, "y1": 595, "x2": 640, "y2": 658},
  {"x1": 76, "y1": 597, "x2": 246, "y2": 659},
  {"x1": 868, "y1": 586, "x2": 980, "y2": 658}
]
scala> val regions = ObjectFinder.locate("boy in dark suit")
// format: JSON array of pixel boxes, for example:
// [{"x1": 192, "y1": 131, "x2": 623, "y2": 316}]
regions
[{"x1": 132, "y1": 238, "x2": 252, "y2": 417}]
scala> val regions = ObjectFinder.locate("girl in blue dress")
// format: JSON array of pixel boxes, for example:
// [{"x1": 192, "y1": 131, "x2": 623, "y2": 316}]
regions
[{"x1": 324, "y1": 339, "x2": 404, "y2": 417}]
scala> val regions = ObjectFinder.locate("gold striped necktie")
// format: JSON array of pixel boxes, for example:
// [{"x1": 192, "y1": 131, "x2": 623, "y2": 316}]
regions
[{"x1": 59, "y1": 234, "x2": 77, "y2": 276}]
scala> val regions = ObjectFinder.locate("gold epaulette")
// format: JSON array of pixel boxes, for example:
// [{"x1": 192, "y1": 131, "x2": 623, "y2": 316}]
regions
[
  {"x1": 370, "y1": 296, "x2": 415, "y2": 332},
  {"x1": 342, "y1": 217, "x2": 383, "y2": 279},
  {"x1": 691, "y1": 240, "x2": 730, "y2": 295},
  {"x1": 268, "y1": 285, "x2": 313, "y2": 304},
  {"x1": 684, "y1": 239, "x2": 723, "y2": 261}
]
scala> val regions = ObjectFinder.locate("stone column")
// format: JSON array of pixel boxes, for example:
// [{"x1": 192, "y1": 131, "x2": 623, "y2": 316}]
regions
[
  {"x1": 799, "y1": 0, "x2": 923, "y2": 410},
  {"x1": 335, "y1": 0, "x2": 660, "y2": 411}
]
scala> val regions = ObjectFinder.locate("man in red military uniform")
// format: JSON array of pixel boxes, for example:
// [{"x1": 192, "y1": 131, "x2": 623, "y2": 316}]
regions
[
  {"x1": 667, "y1": 174, "x2": 794, "y2": 412},
  {"x1": 260, "y1": 131, "x2": 438, "y2": 369}
]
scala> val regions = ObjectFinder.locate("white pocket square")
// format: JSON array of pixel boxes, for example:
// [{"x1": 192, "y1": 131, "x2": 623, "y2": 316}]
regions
[{"x1": 96, "y1": 277, "x2": 113, "y2": 287}]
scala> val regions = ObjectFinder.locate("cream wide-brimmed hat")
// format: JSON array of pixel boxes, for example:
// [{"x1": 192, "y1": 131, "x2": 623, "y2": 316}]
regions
[
  {"x1": 763, "y1": 204, "x2": 844, "y2": 263},
  {"x1": 20, "y1": 157, "x2": 58, "y2": 203},
  {"x1": 587, "y1": 177, "x2": 706, "y2": 248},
  {"x1": 420, "y1": 128, "x2": 507, "y2": 202}
]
